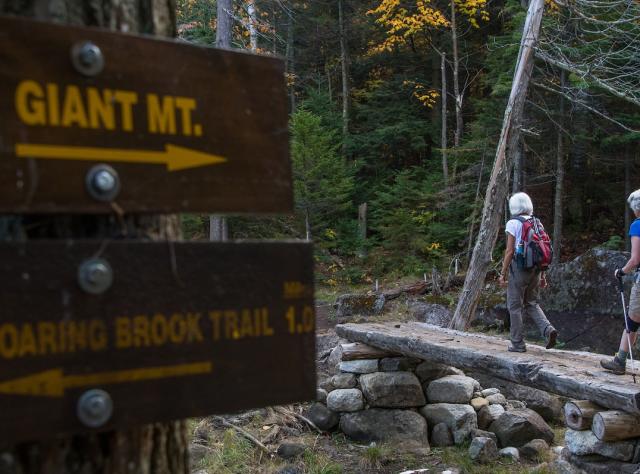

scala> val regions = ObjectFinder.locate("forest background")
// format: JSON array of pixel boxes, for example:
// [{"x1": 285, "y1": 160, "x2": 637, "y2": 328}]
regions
[{"x1": 177, "y1": 0, "x2": 640, "y2": 288}]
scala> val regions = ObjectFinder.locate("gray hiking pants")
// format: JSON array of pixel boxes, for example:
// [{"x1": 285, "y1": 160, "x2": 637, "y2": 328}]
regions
[{"x1": 507, "y1": 264, "x2": 554, "y2": 349}]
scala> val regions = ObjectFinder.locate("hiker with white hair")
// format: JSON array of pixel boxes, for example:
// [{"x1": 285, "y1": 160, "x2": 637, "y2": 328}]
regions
[
  {"x1": 601, "y1": 190, "x2": 640, "y2": 374},
  {"x1": 498, "y1": 192, "x2": 557, "y2": 352}
]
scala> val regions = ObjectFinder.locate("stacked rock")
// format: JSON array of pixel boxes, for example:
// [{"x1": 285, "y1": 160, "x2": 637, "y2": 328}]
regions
[
  {"x1": 308, "y1": 342, "x2": 555, "y2": 464},
  {"x1": 562, "y1": 400, "x2": 640, "y2": 472}
]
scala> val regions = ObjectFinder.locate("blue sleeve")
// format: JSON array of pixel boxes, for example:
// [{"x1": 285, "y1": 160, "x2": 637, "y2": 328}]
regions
[{"x1": 630, "y1": 220, "x2": 640, "y2": 238}]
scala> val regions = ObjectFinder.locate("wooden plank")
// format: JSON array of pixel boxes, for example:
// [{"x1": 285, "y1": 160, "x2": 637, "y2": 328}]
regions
[
  {"x1": 0, "y1": 15, "x2": 291, "y2": 214},
  {"x1": 336, "y1": 322, "x2": 640, "y2": 414},
  {"x1": 0, "y1": 241, "x2": 315, "y2": 443}
]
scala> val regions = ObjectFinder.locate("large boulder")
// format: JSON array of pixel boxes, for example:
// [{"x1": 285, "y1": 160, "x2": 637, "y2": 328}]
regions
[
  {"x1": 409, "y1": 302, "x2": 452, "y2": 327},
  {"x1": 326, "y1": 388, "x2": 364, "y2": 412},
  {"x1": 339, "y1": 409, "x2": 429, "y2": 445},
  {"x1": 565, "y1": 429, "x2": 636, "y2": 462},
  {"x1": 420, "y1": 403, "x2": 477, "y2": 445},
  {"x1": 305, "y1": 403, "x2": 339, "y2": 431},
  {"x1": 427, "y1": 375, "x2": 476, "y2": 404},
  {"x1": 541, "y1": 248, "x2": 628, "y2": 315},
  {"x1": 489, "y1": 409, "x2": 554, "y2": 448},
  {"x1": 360, "y1": 372, "x2": 426, "y2": 408},
  {"x1": 335, "y1": 293, "x2": 385, "y2": 318}
]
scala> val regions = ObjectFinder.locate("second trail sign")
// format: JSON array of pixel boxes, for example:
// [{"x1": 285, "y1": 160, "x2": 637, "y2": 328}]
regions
[{"x1": 0, "y1": 16, "x2": 291, "y2": 214}]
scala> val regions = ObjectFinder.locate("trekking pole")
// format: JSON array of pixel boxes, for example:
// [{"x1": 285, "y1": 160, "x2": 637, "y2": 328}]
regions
[{"x1": 618, "y1": 275, "x2": 637, "y2": 383}]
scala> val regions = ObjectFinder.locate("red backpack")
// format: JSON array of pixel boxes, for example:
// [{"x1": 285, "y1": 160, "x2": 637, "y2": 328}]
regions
[{"x1": 514, "y1": 216, "x2": 553, "y2": 271}]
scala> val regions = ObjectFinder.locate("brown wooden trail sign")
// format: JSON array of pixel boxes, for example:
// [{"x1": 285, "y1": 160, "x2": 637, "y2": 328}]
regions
[
  {"x1": 0, "y1": 15, "x2": 291, "y2": 214},
  {"x1": 0, "y1": 241, "x2": 316, "y2": 443}
]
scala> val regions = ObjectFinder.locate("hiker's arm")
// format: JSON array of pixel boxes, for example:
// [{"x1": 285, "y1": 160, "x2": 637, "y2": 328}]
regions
[
  {"x1": 621, "y1": 236, "x2": 640, "y2": 274},
  {"x1": 499, "y1": 234, "x2": 516, "y2": 286}
]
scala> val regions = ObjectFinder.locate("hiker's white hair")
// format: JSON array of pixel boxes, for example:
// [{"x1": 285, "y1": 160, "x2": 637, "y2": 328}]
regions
[
  {"x1": 509, "y1": 192, "x2": 534, "y2": 216},
  {"x1": 628, "y1": 189, "x2": 640, "y2": 212}
]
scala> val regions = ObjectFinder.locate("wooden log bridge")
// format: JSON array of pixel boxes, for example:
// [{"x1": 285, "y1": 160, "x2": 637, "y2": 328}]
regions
[{"x1": 335, "y1": 322, "x2": 640, "y2": 414}]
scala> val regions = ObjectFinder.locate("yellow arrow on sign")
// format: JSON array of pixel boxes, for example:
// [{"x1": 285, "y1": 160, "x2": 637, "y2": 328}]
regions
[
  {"x1": 15, "y1": 143, "x2": 227, "y2": 171},
  {"x1": 0, "y1": 361, "x2": 212, "y2": 398}
]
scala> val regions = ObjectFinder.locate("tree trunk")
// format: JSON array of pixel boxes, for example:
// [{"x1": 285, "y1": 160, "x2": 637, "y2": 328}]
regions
[
  {"x1": 0, "y1": 2, "x2": 189, "y2": 473},
  {"x1": 441, "y1": 51, "x2": 449, "y2": 186},
  {"x1": 210, "y1": 0, "x2": 234, "y2": 240},
  {"x1": 338, "y1": 0, "x2": 350, "y2": 142},
  {"x1": 553, "y1": 70, "x2": 566, "y2": 262},
  {"x1": 247, "y1": 0, "x2": 258, "y2": 51},
  {"x1": 467, "y1": 143, "x2": 487, "y2": 258},
  {"x1": 512, "y1": 139, "x2": 522, "y2": 193},
  {"x1": 216, "y1": 0, "x2": 233, "y2": 49},
  {"x1": 449, "y1": 0, "x2": 545, "y2": 330},
  {"x1": 358, "y1": 202, "x2": 367, "y2": 258},
  {"x1": 286, "y1": 13, "x2": 296, "y2": 114},
  {"x1": 450, "y1": 1, "x2": 463, "y2": 148}
]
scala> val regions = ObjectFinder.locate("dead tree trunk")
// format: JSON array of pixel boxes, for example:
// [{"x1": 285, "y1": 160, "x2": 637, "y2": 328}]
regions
[
  {"x1": 450, "y1": 1, "x2": 463, "y2": 147},
  {"x1": 210, "y1": 0, "x2": 234, "y2": 241},
  {"x1": 449, "y1": 0, "x2": 545, "y2": 330},
  {"x1": 441, "y1": 51, "x2": 449, "y2": 186},
  {"x1": 553, "y1": 70, "x2": 566, "y2": 262},
  {"x1": 0, "y1": 2, "x2": 189, "y2": 473},
  {"x1": 338, "y1": 0, "x2": 350, "y2": 143}
]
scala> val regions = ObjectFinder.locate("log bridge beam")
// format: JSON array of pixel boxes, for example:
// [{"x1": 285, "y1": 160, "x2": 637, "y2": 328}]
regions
[{"x1": 336, "y1": 322, "x2": 640, "y2": 414}]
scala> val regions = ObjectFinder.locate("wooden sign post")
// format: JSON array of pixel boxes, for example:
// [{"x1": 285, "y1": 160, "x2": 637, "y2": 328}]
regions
[{"x1": 0, "y1": 14, "x2": 316, "y2": 450}]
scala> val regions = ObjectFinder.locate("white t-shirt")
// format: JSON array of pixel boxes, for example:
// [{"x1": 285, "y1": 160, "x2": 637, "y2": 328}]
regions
[{"x1": 505, "y1": 215, "x2": 531, "y2": 251}]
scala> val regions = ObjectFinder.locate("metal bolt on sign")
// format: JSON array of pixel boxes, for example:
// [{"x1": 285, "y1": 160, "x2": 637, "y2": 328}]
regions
[
  {"x1": 77, "y1": 389, "x2": 113, "y2": 428},
  {"x1": 70, "y1": 41, "x2": 105, "y2": 76},
  {"x1": 78, "y1": 258, "x2": 113, "y2": 295},
  {"x1": 85, "y1": 165, "x2": 120, "y2": 202}
]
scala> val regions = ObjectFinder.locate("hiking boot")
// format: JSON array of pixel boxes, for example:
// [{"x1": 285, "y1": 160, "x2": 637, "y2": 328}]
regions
[
  {"x1": 600, "y1": 357, "x2": 626, "y2": 375},
  {"x1": 546, "y1": 329, "x2": 558, "y2": 349},
  {"x1": 508, "y1": 344, "x2": 526, "y2": 353}
]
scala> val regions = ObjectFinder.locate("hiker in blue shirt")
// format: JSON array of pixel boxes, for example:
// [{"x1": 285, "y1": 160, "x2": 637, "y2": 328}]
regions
[{"x1": 601, "y1": 190, "x2": 640, "y2": 374}]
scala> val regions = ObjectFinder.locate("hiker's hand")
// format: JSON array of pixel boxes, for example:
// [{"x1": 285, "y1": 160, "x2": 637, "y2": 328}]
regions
[
  {"x1": 615, "y1": 268, "x2": 626, "y2": 279},
  {"x1": 499, "y1": 274, "x2": 507, "y2": 288},
  {"x1": 540, "y1": 274, "x2": 548, "y2": 289}
]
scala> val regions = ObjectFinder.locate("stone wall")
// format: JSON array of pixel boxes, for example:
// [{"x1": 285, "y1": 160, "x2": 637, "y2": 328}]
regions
[{"x1": 307, "y1": 344, "x2": 559, "y2": 465}]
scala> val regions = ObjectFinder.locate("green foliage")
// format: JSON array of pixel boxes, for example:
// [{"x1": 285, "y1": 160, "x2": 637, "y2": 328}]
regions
[
  {"x1": 176, "y1": 0, "x2": 217, "y2": 44},
  {"x1": 600, "y1": 235, "x2": 624, "y2": 251},
  {"x1": 291, "y1": 109, "x2": 356, "y2": 246}
]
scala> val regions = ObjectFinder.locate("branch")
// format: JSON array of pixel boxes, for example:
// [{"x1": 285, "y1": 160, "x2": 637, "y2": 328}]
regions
[
  {"x1": 532, "y1": 80, "x2": 640, "y2": 133},
  {"x1": 535, "y1": 50, "x2": 640, "y2": 109},
  {"x1": 213, "y1": 417, "x2": 271, "y2": 453}
]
